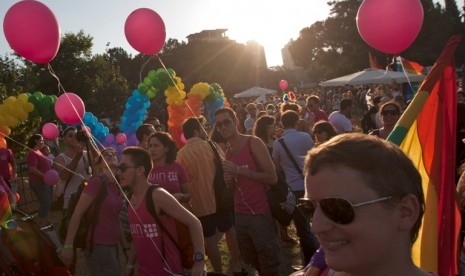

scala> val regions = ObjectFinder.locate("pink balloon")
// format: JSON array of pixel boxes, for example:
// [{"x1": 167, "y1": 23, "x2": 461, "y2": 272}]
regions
[
  {"x1": 55, "y1": 93, "x2": 85, "y2": 125},
  {"x1": 357, "y1": 0, "x2": 423, "y2": 54},
  {"x1": 125, "y1": 8, "x2": 166, "y2": 55},
  {"x1": 44, "y1": 170, "x2": 60, "y2": 186},
  {"x1": 3, "y1": 0, "x2": 60, "y2": 64},
  {"x1": 42, "y1": 123, "x2": 59, "y2": 140},
  {"x1": 279, "y1": 80, "x2": 288, "y2": 91},
  {"x1": 116, "y1": 133, "x2": 127, "y2": 145}
]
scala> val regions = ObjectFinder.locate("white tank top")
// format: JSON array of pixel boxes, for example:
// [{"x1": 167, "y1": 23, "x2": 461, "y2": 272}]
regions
[{"x1": 58, "y1": 151, "x2": 91, "y2": 209}]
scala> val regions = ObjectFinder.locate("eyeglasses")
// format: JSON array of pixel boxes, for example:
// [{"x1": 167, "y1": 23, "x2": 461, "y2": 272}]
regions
[
  {"x1": 298, "y1": 196, "x2": 392, "y2": 225},
  {"x1": 216, "y1": 119, "x2": 233, "y2": 128},
  {"x1": 116, "y1": 164, "x2": 137, "y2": 173},
  {"x1": 380, "y1": 110, "x2": 399, "y2": 116}
]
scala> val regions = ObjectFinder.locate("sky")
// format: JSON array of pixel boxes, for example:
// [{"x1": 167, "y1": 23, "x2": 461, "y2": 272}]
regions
[{"x1": 0, "y1": 0, "x2": 463, "y2": 68}]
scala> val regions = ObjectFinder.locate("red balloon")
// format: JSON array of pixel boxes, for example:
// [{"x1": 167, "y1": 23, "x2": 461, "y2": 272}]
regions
[
  {"x1": 44, "y1": 170, "x2": 60, "y2": 186},
  {"x1": 357, "y1": 0, "x2": 423, "y2": 54},
  {"x1": 125, "y1": 8, "x2": 166, "y2": 55},
  {"x1": 279, "y1": 80, "x2": 288, "y2": 91},
  {"x1": 42, "y1": 123, "x2": 59, "y2": 140},
  {"x1": 116, "y1": 133, "x2": 127, "y2": 145},
  {"x1": 3, "y1": 0, "x2": 60, "y2": 64},
  {"x1": 55, "y1": 93, "x2": 85, "y2": 125}
]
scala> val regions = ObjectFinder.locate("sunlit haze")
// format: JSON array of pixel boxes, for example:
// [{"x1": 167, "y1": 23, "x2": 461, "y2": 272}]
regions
[{"x1": 0, "y1": 0, "x2": 462, "y2": 67}]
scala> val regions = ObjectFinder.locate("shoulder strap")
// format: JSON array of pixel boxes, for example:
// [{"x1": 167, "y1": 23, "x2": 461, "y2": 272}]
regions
[
  {"x1": 208, "y1": 141, "x2": 221, "y2": 165},
  {"x1": 145, "y1": 185, "x2": 181, "y2": 252},
  {"x1": 278, "y1": 138, "x2": 303, "y2": 177}
]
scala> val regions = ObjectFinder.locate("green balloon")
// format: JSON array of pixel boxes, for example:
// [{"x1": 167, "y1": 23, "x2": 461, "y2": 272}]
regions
[
  {"x1": 143, "y1": 77, "x2": 152, "y2": 86},
  {"x1": 148, "y1": 70, "x2": 157, "y2": 80},
  {"x1": 147, "y1": 91, "x2": 155, "y2": 99},
  {"x1": 33, "y1": 91, "x2": 44, "y2": 99}
]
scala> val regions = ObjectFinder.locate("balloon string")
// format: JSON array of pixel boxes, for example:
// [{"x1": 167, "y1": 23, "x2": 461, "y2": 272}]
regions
[
  {"x1": 47, "y1": 63, "x2": 66, "y2": 95},
  {"x1": 397, "y1": 56, "x2": 416, "y2": 92},
  {"x1": 139, "y1": 56, "x2": 156, "y2": 84}
]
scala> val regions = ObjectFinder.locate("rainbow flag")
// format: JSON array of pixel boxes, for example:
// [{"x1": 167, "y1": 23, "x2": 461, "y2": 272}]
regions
[
  {"x1": 368, "y1": 52, "x2": 383, "y2": 69},
  {"x1": 387, "y1": 35, "x2": 461, "y2": 276},
  {"x1": 399, "y1": 57, "x2": 425, "y2": 75}
]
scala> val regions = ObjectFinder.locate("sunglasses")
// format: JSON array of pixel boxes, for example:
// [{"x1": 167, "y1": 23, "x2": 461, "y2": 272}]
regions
[
  {"x1": 298, "y1": 196, "x2": 392, "y2": 224},
  {"x1": 381, "y1": 110, "x2": 399, "y2": 116},
  {"x1": 216, "y1": 119, "x2": 233, "y2": 128},
  {"x1": 116, "y1": 164, "x2": 137, "y2": 173}
]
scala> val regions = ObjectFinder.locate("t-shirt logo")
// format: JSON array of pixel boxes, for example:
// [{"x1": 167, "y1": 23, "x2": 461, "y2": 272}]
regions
[
  {"x1": 167, "y1": 172, "x2": 178, "y2": 182},
  {"x1": 143, "y1": 223, "x2": 159, "y2": 238}
]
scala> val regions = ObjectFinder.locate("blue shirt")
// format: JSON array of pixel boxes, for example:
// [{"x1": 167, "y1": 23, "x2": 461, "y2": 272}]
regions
[{"x1": 272, "y1": 129, "x2": 314, "y2": 191}]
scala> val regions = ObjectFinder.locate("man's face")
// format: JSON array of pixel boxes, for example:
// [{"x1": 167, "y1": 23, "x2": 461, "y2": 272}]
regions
[
  {"x1": 247, "y1": 106, "x2": 257, "y2": 118},
  {"x1": 116, "y1": 155, "x2": 138, "y2": 188}
]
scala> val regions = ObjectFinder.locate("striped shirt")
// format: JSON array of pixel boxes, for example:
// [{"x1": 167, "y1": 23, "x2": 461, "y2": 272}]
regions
[{"x1": 176, "y1": 137, "x2": 218, "y2": 217}]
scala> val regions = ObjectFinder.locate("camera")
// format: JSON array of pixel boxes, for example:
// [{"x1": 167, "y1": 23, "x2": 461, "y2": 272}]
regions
[{"x1": 75, "y1": 129, "x2": 90, "y2": 143}]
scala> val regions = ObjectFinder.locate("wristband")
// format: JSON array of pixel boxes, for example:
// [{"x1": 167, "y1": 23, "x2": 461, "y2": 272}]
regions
[{"x1": 63, "y1": 244, "x2": 73, "y2": 249}]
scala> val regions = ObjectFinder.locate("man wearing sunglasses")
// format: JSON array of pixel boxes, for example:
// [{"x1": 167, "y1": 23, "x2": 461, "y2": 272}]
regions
[
  {"x1": 215, "y1": 107, "x2": 280, "y2": 276},
  {"x1": 117, "y1": 147, "x2": 207, "y2": 276},
  {"x1": 299, "y1": 133, "x2": 429, "y2": 276}
]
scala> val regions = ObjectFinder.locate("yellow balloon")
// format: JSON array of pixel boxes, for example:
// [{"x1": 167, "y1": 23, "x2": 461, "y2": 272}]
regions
[
  {"x1": 4, "y1": 96, "x2": 16, "y2": 105},
  {"x1": 25, "y1": 103, "x2": 34, "y2": 112},
  {"x1": 18, "y1": 93, "x2": 29, "y2": 102}
]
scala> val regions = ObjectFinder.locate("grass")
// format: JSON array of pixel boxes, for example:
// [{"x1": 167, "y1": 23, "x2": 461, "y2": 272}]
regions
[{"x1": 210, "y1": 223, "x2": 303, "y2": 276}]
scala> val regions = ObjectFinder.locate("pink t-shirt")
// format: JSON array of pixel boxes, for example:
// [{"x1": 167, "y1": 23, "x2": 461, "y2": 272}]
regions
[
  {"x1": 129, "y1": 194, "x2": 182, "y2": 276},
  {"x1": 147, "y1": 163, "x2": 188, "y2": 194},
  {"x1": 226, "y1": 138, "x2": 270, "y2": 215},
  {"x1": 83, "y1": 174, "x2": 122, "y2": 245},
  {"x1": 0, "y1": 148, "x2": 14, "y2": 180},
  {"x1": 27, "y1": 149, "x2": 51, "y2": 183}
]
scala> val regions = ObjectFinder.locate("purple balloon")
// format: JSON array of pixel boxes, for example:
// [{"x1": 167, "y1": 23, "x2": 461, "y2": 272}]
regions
[
  {"x1": 105, "y1": 133, "x2": 115, "y2": 144},
  {"x1": 44, "y1": 169, "x2": 60, "y2": 186}
]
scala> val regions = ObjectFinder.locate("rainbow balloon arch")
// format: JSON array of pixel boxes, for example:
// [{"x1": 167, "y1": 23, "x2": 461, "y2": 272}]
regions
[{"x1": 0, "y1": 68, "x2": 229, "y2": 150}]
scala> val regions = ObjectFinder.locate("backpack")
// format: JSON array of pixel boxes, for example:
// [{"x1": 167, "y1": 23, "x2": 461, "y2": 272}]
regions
[
  {"x1": 59, "y1": 175, "x2": 108, "y2": 251},
  {"x1": 207, "y1": 141, "x2": 234, "y2": 213},
  {"x1": 145, "y1": 185, "x2": 194, "y2": 270}
]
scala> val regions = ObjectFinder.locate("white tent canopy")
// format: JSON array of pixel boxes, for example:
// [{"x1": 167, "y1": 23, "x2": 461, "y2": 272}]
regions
[
  {"x1": 319, "y1": 68, "x2": 425, "y2": 87},
  {"x1": 234, "y1": 87, "x2": 277, "y2": 98}
]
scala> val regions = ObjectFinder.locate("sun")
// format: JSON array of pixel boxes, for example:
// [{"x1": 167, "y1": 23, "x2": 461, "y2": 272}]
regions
[{"x1": 223, "y1": 0, "x2": 330, "y2": 67}]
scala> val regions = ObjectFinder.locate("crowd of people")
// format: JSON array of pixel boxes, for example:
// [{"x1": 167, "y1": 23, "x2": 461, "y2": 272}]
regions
[{"x1": 1, "y1": 80, "x2": 465, "y2": 276}]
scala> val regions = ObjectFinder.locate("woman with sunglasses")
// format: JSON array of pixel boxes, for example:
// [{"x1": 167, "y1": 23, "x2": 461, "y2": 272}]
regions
[
  {"x1": 61, "y1": 148, "x2": 126, "y2": 275},
  {"x1": 312, "y1": 122, "x2": 337, "y2": 146},
  {"x1": 147, "y1": 132, "x2": 190, "y2": 204},
  {"x1": 369, "y1": 101, "x2": 401, "y2": 140},
  {"x1": 298, "y1": 133, "x2": 432, "y2": 276}
]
